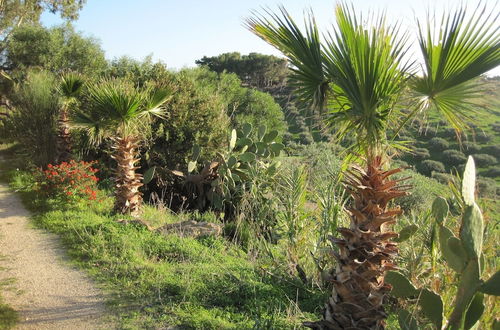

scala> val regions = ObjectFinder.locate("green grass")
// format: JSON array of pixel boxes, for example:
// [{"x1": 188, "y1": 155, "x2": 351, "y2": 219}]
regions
[
  {"x1": 0, "y1": 156, "x2": 324, "y2": 329},
  {"x1": 0, "y1": 300, "x2": 18, "y2": 330}
]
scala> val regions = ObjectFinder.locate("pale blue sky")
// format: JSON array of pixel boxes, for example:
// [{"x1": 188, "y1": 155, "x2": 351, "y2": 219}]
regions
[{"x1": 41, "y1": 0, "x2": 500, "y2": 76}]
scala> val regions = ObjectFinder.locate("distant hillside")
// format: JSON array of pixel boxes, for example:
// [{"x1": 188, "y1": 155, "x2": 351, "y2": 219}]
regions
[{"x1": 397, "y1": 76, "x2": 500, "y2": 196}]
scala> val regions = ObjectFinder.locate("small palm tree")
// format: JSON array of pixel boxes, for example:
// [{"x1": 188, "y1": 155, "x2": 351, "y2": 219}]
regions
[
  {"x1": 247, "y1": 2, "x2": 499, "y2": 329},
  {"x1": 56, "y1": 73, "x2": 84, "y2": 163},
  {"x1": 72, "y1": 79, "x2": 170, "y2": 216}
]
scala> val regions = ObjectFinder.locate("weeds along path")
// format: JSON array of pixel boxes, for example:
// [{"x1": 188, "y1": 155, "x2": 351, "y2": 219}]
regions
[{"x1": 0, "y1": 179, "x2": 113, "y2": 329}]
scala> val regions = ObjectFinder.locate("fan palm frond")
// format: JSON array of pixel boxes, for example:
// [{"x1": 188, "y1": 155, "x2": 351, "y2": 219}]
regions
[
  {"x1": 59, "y1": 72, "x2": 84, "y2": 99},
  {"x1": 323, "y1": 3, "x2": 414, "y2": 156},
  {"x1": 246, "y1": 6, "x2": 329, "y2": 111},
  {"x1": 412, "y1": 1, "x2": 500, "y2": 134},
  {"x1": 71, "y1": 79, "x2": 169, "y2": 145}
]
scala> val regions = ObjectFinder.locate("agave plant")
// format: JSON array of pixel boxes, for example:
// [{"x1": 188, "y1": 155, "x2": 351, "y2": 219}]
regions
[
  {"x1": 72, "y1": 79, "x2": 170, "y2": 216},
  {"x1": 56, "y1": 72, "x2": 84, "y2": 163},
  {"x1": 247, "y1": 2, "x2": 499, "y2": 329}
]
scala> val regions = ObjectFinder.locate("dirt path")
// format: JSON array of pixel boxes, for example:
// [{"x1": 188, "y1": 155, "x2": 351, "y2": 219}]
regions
[{"x1": 0, "y1": 178, "x2": 113, "y2": 329}]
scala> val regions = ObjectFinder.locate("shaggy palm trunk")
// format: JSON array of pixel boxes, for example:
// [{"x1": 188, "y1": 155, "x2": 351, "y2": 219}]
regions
[
  {"x1": 305, "y1": 156, "x2": 408, "y2": 329},
  {"x1": 112, "y1": 136, "x2": 143, "y2": 216},
  {"x1": 56, "y1": 107, "x2": 72, "y2": 163}
]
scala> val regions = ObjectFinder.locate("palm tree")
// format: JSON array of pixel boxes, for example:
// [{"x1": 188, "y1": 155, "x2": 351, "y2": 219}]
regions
[
  {"x1": 247, "y1": 2, "x2": 499, "y2": 329},
  {"x1": 56, "y1": 73, "x2": 84, "y2": 163},
  {"x1": 72, "y1": 79, "x2": 170, "y2": 216}
]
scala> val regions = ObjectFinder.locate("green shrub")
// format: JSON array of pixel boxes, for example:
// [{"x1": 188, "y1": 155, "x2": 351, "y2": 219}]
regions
[
  {"x1": 462, "y1": 141, "x2": 481, "y2": 154},
  {"x1": 418, "y1": 127, "x2": 437, "y2": 138},
  {"x1": 3, "y1": 70, "x2": 59, "y2": 167},
  {"x1": 481, "y1": 145, "x2": 500, "y2": 157},
  {"x1": 431, "y1": 172, "x2": 453, "y2": 184},
  {"x1": 428, "y1": 137, "x2": 449, "y2": 151},
  {"x1": 482, "y1": 167, "x2": 500, "y2": 178},
  {"x1": 410, "y1": 147, "x2": 430, "y2": 161},
  {"x1": 397, "y1": 169, "x2": 448, "y2": 213},
  {"x1": 477, "y1": 177, "x2": 497, "y2": 198},
  {"x1": 442, "y1": 149, "x2": 467, "y2": 166},
  {"x1": 475, "y1": 132, "x2": 491, "y2": 143},
  {"x1": 148, "y1": 68, "x2": 230, "y2": 172},
  {"x1": 299, "y1": 131, "x2": 314, "y2": 145},
  {"x1": 471, "y1": 153, "x2": 497, "y2": 167},
  {"x1": 418, "y1": 160, "x2": 446, "y2": 176}
]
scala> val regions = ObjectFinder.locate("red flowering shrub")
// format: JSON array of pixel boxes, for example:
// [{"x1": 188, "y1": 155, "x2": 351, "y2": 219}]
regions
[{"x1": 36, "y1": 160, "x2": 99, "y2": 202}]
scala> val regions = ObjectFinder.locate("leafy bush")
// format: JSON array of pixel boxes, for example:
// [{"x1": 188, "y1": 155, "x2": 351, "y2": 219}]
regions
[
  {"x1": 431, "y1": 172, "x2": 453, "y2": 185},
  {"x1": 475, "y1": 132, "x2": 491, "y2": 143},
  {"x1": 35, "y1": 160, "x2": 99, "y2": 202},
  {"x1": 428, "y1": 137, "x2": 449, "y2": 151},
  {"x1": 418, "y1": 127, "x2": 437, "y2": 138},
  {"x1": 3, "y1": 70, "x2": 59, "y2": 166},
  {"x1": 147, "y1": 68, "x2": 230, "y2": 172},
  {"x1": 481, "y1": 145, "x2": 500, "y2": 157},
  {"x1": 482, "y1": 167, "x2": 500, "y2": 178},
  {"x1": 471, "y1": 154, "x2": 497, "y2": 167},
  {"x1": 397, "y1": 169, "x2": 448, "y2": 213},
  {"x1": 418, "y1": 160, "x2": 446, "y2": 176},
  {"x1": 410, "y1": 147, "x2": 430, "y2": 161},
  {"x1": 442, "y1": 149, "x2": 467, "y2": 166},
  {"x1": 462, "y1": 141, "x2": 481, "y2": 154},
  {"x1": 477, "y1": 177, "x2": 497, "y2": 198}
]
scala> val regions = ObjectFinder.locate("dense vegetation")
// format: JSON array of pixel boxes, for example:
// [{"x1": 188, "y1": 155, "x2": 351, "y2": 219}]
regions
[{"x1": 0, "y1": 1, "x2": 499, "y2": 329}]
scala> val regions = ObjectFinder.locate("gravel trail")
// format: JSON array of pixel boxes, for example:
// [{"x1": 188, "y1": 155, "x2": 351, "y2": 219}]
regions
[{"x1": 0, "y1": 178, "x2": 113, "y2": 329}]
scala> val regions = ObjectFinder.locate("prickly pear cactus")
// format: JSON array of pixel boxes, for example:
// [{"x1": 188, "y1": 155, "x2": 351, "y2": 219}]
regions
[{"x1": 387, "y1": 156, "x2": 499, "y2": 330}]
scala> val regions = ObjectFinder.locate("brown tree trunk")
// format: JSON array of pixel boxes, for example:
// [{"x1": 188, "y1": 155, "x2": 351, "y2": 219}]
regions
[
  {"x1": 304, "y1": 156, "x2": 408, "y2": 329},
  {"x1": 56, "y1": 107, "x2": 72, "y2": 163},
  {"x1": 112, "y1": 136, "x2": 143, "y2": 216}
]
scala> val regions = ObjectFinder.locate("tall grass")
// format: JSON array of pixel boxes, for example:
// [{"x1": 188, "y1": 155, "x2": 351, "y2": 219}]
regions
[{"x1": 3, "y1": 70, "x2": 59, "y2": 167}]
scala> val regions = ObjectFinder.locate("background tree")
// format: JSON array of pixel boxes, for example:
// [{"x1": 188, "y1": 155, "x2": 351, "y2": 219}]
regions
[
  {"x1": 105, "y1": 55, "x2": 170, "y2": 88},
  {"x1": 4, "y1": 24, "x2": 107, "y2": 76},
  {"x1": 0, "y1": 0, "x2": 85, "y2": 50},
  {"x1": 247, "y1": 2, "x2": 500, "y2": 329},
  {"x1": 197, "y1": 52, "x2": 329, "y2": 144},
  {"x1": 72, "y1": 79, "x2": 170, "y2": 216},
  {"x1": 196, "y1": 52, "x2": 288, "y2": 90}
]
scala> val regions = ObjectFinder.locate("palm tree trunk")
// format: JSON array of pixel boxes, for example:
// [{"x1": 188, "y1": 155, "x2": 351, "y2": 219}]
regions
[
  {"x1": 56, "y1": 107, "x2": 72, "y2": 163},
  {"x1": 112, "y1": 136, "x2": 143, "y2": 216},
  {"x1": 304, "y1": 156, "x2": 408, "y2": 329}
]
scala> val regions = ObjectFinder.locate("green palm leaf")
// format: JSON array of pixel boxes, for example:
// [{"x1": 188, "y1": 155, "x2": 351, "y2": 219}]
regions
[
  {"x1": 71, "y1": 79, "x2": 170, "y2": 144},
  {"x1": 246, "y1": 6, "x2": 329, "y2": 111},
  {"x1": 322, "y1": 3, "x2": 413, "y2": 155},
  {"x1": 59, "y1": 72, "x2": 84, "y2": 99},
  {"x1": 412, "y1": 2, "x2": 500, "y2": 134}
]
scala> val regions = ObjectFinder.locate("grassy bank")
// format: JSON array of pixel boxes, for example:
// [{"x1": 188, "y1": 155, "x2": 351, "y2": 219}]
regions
[{"x1": 0, "y1": 150, "x2": 324, "y2": 329}]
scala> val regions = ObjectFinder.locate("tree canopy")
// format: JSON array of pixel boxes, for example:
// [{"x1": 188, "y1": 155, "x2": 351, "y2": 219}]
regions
[
  {"x1": 3, "y1": 24, "x2": 107, "y2": 75},
  {"x1": 196, "y1": 52, "x2": 288, "y2": 90},
  {"x1": 0, "y1": 0, "x2": 85, "y2": 51}
]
